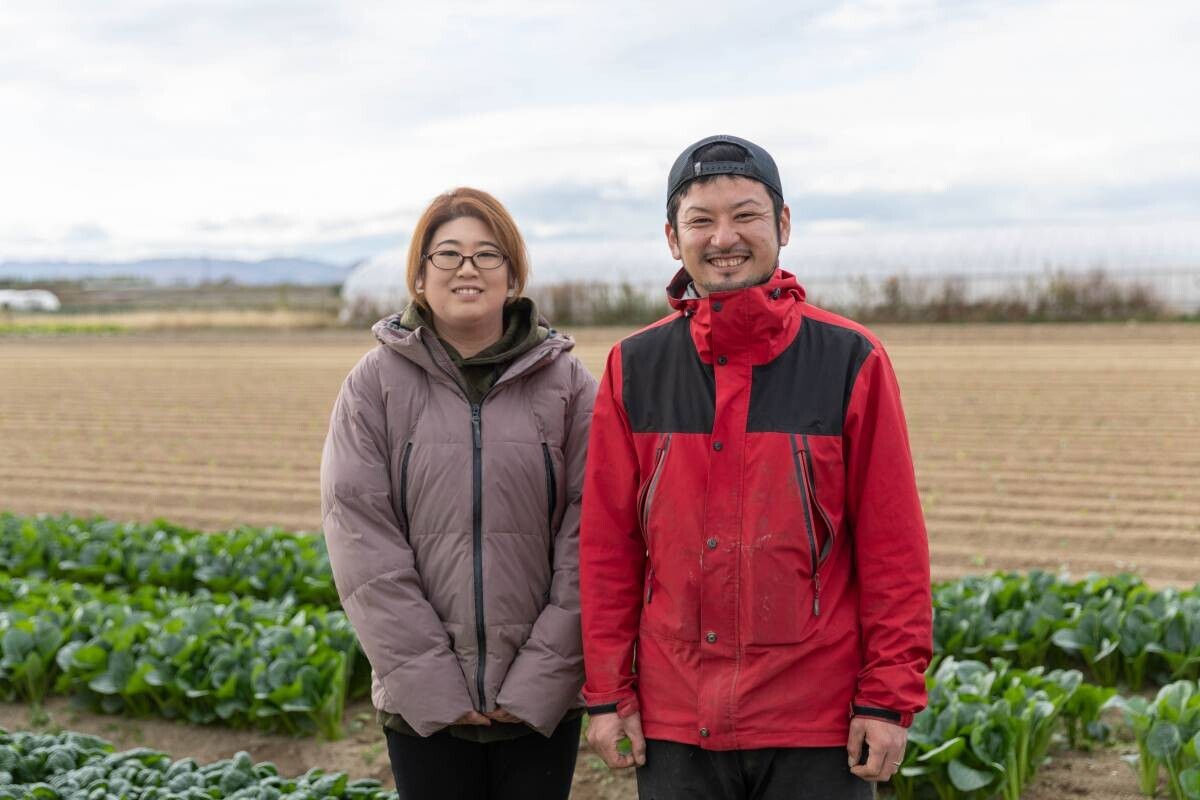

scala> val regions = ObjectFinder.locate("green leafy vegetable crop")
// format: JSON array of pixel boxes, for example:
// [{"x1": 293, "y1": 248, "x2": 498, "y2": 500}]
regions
[
  {"x1": 1110, "y1": 680, "x2": 1200, "y2": 799},
  {"x1": 933, "y1": 571, "x2": 1200, "y2": 689},
  {"x1": 0, "y1": 727, "x2": 398, "y2": 800},
  {"x1": 892, "y1": 658, "x2": 1114, "y2": 800},
  {"x1": 0, "y1": 514, "x2": 336, "y2": 607},
  {"x1": 0, "y1": 576, "x2": 364, "y2": 738}
]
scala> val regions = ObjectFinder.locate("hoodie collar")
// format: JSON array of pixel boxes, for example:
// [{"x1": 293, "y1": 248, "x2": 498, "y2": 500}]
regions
[
  {"x1": 665, "y1": 266, "x2": 806, "y2": 365},
  {"x1": 371, "y1": 300, "x2": 573, "y2": 389}
]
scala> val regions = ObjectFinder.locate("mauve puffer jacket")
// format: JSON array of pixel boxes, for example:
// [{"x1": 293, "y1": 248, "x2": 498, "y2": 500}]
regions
[{"x1": 321, "y1": 314, "x2": 596, "y2": 737}]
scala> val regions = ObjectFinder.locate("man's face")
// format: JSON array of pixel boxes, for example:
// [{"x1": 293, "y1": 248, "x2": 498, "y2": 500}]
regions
[{"x1": 665, "y1": 175, "x2": 790, "y2": 296}]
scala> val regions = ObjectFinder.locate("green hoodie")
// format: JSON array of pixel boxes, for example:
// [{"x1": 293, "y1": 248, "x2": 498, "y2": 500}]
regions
[{"x1": 400, "y1": 297, "x2": 549, "y2": 404}]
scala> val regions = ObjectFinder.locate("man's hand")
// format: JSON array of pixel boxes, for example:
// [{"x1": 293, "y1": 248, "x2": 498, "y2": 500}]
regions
[
  {"x1": 453, "y1": 710, "x2": 491, "y2": 726},
  {"x1": 484, "y1": 707, "x2": 523, "y2": 724},
  {"x1": 586, "y1": 711, "x2": 647, "y2": 769},
  {"x1": 847, "y1": 716, "x2": 907, "y2": 782}
]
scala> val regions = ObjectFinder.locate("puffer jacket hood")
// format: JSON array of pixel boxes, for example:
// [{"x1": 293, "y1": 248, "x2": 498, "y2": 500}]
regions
[{"x1": 321, "y1": 310, "x2": 597, "y2": 737}]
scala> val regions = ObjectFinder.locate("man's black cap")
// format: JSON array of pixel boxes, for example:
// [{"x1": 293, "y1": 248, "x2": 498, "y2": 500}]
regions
[{"x1": 666, "y1": 135, "x2": 783, "y2": 209}]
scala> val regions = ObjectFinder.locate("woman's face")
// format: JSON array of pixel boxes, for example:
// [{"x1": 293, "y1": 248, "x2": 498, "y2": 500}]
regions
[{"x1": 418, "y1": 215, "x2": 512, "y2": 334}]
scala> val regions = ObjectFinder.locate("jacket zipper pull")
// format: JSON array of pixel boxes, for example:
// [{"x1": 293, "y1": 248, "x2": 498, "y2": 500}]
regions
[
  {"x1": 813, "y1": 573, "x2": 822, "y2": 617},
  {"x1": 471, "y1": 405, "x2": 482, "y2": 449}
]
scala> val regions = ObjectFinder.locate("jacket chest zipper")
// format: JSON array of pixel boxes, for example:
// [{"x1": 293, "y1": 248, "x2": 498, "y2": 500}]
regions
[
  {"x1": 639, "y1": 434, "x2": 671, "y2": 604},
  {"x1": 790, "y1": 433, "x2": 822, "y2": 617},
  {"x1": 470, "y1": 403, "x2": 487, "y2": 709},
  {"x1": 801, "y1": 434, "x2": 837, "y2": 564}
]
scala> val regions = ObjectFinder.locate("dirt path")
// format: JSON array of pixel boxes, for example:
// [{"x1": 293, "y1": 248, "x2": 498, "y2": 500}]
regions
[{"x1": 0, "y1": 697, "x2": 1142, "y2": 799}]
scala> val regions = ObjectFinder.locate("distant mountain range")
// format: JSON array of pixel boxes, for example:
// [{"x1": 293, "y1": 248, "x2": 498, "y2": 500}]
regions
[{"x1": 0, "y1": 257, "x2": 350, "y2": 286}]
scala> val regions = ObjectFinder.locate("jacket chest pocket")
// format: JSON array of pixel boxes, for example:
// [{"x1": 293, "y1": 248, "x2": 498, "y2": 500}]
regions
[
  {"x1": 742, "y1": 434, "x2": 837, "y2": 645},
  {"x1": 636, "y1": 434, "x2": 702, "y2": 642}
]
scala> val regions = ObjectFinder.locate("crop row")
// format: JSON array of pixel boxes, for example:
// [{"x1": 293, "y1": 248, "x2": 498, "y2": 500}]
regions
[
  {"x1": 895, "y1": 657, "x2": 1114, "y2": 800},
  {"x1": 934, "y1": 571, "x2": 1200, "y2": 688},
  {"x1": 4, "y1": 516, "x2": 1198, "y2": 695},
  {"x1": 0, "y1": 514, "x2": 335, "y2": 607},
  {"x1": 0, "y1": 728, "x2": 396, "y2": 800},
  {"x1": 0, "y1": 576, "x2": 366, "y2": 739},
  {"x1": 1110, "y1": 680, "x2": 1200, "y2": 799}
]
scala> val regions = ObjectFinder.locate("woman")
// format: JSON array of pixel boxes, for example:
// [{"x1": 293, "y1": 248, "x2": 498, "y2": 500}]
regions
[{"x1": 321, "y1": 188, "x2": 596, "y2": 799}]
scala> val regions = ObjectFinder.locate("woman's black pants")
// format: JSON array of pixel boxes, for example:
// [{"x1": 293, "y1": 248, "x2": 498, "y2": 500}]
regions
[{"x1": 384, "y1": 717, "x2": 581, "y2": 800}]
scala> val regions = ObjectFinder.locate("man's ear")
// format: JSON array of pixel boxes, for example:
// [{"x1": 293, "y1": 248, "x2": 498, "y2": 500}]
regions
[
  {"x1": 664, "y1": 221, "x2": 682, "y2": 261},
  {"x1": 778, "y1": 204, "x2": 791, "y2": 248}
]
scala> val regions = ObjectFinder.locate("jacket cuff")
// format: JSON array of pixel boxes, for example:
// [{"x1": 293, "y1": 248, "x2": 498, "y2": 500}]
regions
[
  {"x1": 850, "y1": 703, "x2": 912, "y2": 728},
  {"x1": 586, "y1": 695, "x2": 639, "y2": 719}
]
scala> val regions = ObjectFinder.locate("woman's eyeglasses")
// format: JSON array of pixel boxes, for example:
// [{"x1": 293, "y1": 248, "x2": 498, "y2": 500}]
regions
[{"x1": 424, "y1": 250, "x2": 508, "y2": 271}]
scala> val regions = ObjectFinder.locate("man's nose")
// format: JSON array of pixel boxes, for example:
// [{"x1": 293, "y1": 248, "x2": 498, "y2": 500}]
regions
[{"x1": 710, "y1": 219, "x2": 739, "y2": 250}]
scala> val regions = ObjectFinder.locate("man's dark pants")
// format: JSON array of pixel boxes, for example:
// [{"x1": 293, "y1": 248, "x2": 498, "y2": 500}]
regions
[{"x1": 636, "y1": 739, "x2": 874, "y2": 800}]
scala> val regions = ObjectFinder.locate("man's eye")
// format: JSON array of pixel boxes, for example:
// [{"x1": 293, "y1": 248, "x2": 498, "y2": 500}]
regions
[{"x1": 688, "y1": 218, "x2": 711, "y2": 225}]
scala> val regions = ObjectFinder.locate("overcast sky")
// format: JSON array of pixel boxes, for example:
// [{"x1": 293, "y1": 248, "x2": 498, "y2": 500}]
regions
[{"x1": 2, "y1": 0, "x2": 1197, "y2": 279}]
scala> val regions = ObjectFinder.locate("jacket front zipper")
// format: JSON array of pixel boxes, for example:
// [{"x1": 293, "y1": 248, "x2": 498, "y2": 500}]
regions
[
  {"x1": 422, "y1": 335, "x2": 556, "y2": 713},
  {"x1": 790, "y1": 433, "x2": 822, "y2": 617},
  {"x1": 470, "y1": 403, "x2": 487, "y2": 708}
]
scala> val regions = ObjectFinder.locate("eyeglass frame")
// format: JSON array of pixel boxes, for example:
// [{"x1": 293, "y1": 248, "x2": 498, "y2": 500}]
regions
[{"x1": 422, "y1": 249, "x2": 510, "y2": 271}]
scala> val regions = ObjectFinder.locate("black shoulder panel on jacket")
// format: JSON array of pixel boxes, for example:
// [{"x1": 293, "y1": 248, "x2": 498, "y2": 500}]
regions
[
  {"x1": 747, "y1": 316, "x2": 874, "y2": 435},
  {"x1": 621, "y1": 317, "x2": 714, "y2": 433}
]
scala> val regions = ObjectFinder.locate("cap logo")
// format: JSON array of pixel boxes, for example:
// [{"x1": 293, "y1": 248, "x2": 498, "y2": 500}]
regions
[{"x1": 694, "y1": 162, "x2": 702, "y2": 177}]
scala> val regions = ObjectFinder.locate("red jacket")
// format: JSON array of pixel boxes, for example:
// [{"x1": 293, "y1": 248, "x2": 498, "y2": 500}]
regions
[{"x1": 580, "y1": 268, "x2": 932, "y2": 750}]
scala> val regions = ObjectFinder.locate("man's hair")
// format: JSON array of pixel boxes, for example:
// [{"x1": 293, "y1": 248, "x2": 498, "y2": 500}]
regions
[
  {"x1": 405, "y1": 187, "x2": 529, "y2": 308},
  {"x1": 666, "y1": 142, "x2": 784, "y2": 233}
]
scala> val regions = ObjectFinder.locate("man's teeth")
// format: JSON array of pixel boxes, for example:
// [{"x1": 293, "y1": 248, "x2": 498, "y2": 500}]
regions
[
  {"x1": 454, "y1": 288, "x2": 482, "y2": 294},
  {"x1": 710, "y1": 256, "x2": 747, "y2": 268}
]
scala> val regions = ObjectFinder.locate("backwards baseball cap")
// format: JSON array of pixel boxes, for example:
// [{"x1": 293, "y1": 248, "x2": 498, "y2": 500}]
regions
[{"x1": 666, "y1": 134, "x2": 782, "y2": 209}]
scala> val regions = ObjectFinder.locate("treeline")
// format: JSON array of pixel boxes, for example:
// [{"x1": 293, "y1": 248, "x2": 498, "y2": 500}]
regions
[
  {"x1": 526, "y1": 269, "x2": 1187, "y2": 326},
  {"x1": 838, "y1": 269, "x2": 1173, "y2": 323},
  {"x1": 339, "y1": 269, "x2": 1196, "y2": 327}
]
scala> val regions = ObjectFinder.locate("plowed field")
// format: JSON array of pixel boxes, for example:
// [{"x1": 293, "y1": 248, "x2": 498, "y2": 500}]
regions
[
  {"x1": 1, "y1": 322, "x2": 1198, "y2": 799},
  {"x1": 2, "y1": 324, "x2": 1197, "y2": 586}
]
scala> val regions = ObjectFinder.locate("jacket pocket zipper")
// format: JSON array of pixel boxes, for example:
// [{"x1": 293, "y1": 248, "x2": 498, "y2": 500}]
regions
[
  {"x1": 790, "y1": 434, "x2": 822, "y2": 617},
  {"x1": 542, "y1": 443, "x2": 557, "y2": 534},
  {"x1": 398, "y1": 441, "x2": 413, "y2": 533},
  {"x1": 801, "y1": 434, "x2": 836, "y2": 566},
  {"x1": 541, "y1": 443, "x2": 557, "y2": 604},
  {"x1": 638, "y1": 433, "x2": 672, "y2": 539}
]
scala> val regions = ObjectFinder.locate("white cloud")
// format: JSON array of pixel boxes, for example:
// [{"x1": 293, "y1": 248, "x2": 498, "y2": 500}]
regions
[{"x1": 0, "y1": 0, "x2": 1197, "y2": 266}]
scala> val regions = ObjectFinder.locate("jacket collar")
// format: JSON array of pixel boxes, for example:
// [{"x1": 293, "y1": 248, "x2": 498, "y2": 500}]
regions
[
  {"x1": 370, "y1": 305, "x2": 574, "y2": 392},
  {"x1": 665, "y1": 267, "x2": 806, "y2": 365}
]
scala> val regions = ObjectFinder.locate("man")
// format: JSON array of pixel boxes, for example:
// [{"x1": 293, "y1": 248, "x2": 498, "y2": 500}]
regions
[{"x1": 579, "y1": 135, "x2": 932, "y2": 799}]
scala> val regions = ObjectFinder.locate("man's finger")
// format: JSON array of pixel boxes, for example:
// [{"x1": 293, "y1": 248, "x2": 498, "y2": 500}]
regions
[
  {"x1": 851, "y1": 737, "x2": 887, "y2": 781},
  {"x1": 625, "y1": 714, "x2": 647, "y2": 766},
  {"x1": 602, "y1": 735, "x2": 634, "y2": 769},
  {"x1": 845, "y1": 722, "x2": 866, "y2": 768}
]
